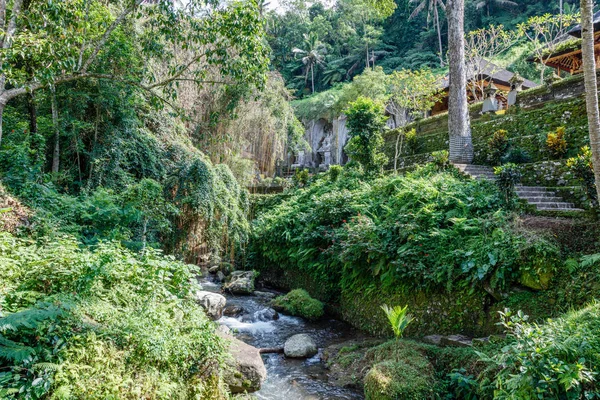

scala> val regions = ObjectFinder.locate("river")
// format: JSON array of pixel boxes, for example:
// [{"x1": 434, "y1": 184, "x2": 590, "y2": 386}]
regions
[{"x1": 199, "y1": 279, "x2": 364, "y2": 399}]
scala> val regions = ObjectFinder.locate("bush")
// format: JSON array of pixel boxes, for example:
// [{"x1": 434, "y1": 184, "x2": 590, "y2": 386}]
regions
[
  {"x1": 271, "y1": 289, "x2": 325, "y2": 320},
  {"x1": 293, "y1": 168, "x2": 310, "y2": 187},
  {"x1": 494, "y1": 163, "x2": 522, "y2": 207},
  {"x1": 481, "y1": 304, "x2": 600, "y2": 398},
  {"x1": 567, "y1": 146, "x2": 597, "y2": 206},
  {"x1": 488, "y1": 130, "x2": 510, "y2": 165},
  {"x1": 250, "y1": 165, "x2": 559, "y2": 302},
  {"x1": 546, "y1": 126, "x2": 567, "y2": 159},
  {"x1": 329, "y1": 165, "x2": 343, "y2": 182},
  {"x1": 344, "y1": 97, "x2": 389, "y2": 175},
  {"x1": 431, "y1": 150, "x2": 449, "y2": 170},
  {"x1": 0, "y1": 233, "x2": 226, "y2": 399},
  {"x1": 502, "y1": 147, "x2": 531, "y2": 164}
]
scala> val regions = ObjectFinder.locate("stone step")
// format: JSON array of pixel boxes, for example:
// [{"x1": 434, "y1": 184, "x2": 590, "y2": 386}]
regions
[
  {"x1": 531, "y1": 202, "x2": 577, "y2": 209},
  {"x1": 516, "y1": 191, "x2": 557, "y2": 197},
  {"x1": 516, "y1": 186, "x2": 548, "y2": 191},
  {"x1": 519, "y1": 196, "x2": 564, "y2": 203},
  {"x1": 536, "y1": 206, "x2": 585, "y2": 212}
]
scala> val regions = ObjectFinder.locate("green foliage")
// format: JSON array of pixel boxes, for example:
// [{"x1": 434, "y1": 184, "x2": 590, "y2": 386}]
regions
[
  {"x1": 501, "y1": 147, "x2": 531, "y2": 164},
  {"x1": 249, "y1": 165, "x2": 559, "y2": 303},
  {"x1": 344, "y1": 97, "x2": 388, "y2": 175},
  {"x1": 387, "y1": 69, "x2": 444, "y2": 118},
  {"x1": 380, "y1": 305, "x2": 412, "y2": 339},
  {"x1": 494, "y1": 163, "x2": 522, "y2": 207},
  {"x1": 431, "y1": 150, "x2": 450, "y2": 170},
  {"x1": 480, "y1": 305, "x2": 600, "y2": 398},
  {"x1": 487, "y1": 130, "x2": 510, "y2": 166},
  {"x1": 567, "y1": 146, "x2": 597, "y2": 206},
  {"x1": 329, "y1": 165, "x2": 343, "y2": 182},
  {"x1": 271, "y1": 289, "x2": 325, "y2": 320},
  {"x1": 546, "y1": 126, "x2": 568, "y2": 159},
  {"x1": 0, "y1": 233, "x2": 226, "y2": 399},
  {"x1": 293, "y1": 168, "x2": 310, "y2": 187}
]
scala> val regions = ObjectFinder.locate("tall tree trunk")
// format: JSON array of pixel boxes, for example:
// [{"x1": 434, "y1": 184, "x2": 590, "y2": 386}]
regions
[
  {"x1": 51, "y1": 86, "x2": 60, "y2": 174},
  {"x1": 27, "y1": 92, "x2": 37, "y2": 134},
  {"x1": 0, "y1": 103, "x2": 4, "y2": 147},
  {"x1": 311, "y1": 66, "x2": 315, "y2": 93},
  {"x1": 580, "y1": 0, "x2": 600, "y2": 202},
  {"x1": 435, "y1": 6, "x2": 444, "y2": 67},
  {"x1": 447, "y1": 0, "x2": 473, "y2": 164}
]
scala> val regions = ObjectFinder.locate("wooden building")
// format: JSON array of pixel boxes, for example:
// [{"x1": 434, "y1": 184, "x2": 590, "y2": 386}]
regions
[
  {"x1": 431, "y1": 58, "x2": 537, "y2": 115},
  {"x1": 530, "y1": 11, "x2": 600, "y2": 75}
]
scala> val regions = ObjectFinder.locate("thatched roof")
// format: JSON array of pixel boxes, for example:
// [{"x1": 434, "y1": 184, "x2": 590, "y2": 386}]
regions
[
  {"x1": 567, "y1": 10, "x2": 600, "y2": 38},
  {"x1": 439, "y1": 58, "x2": 537, "y2": 90}
]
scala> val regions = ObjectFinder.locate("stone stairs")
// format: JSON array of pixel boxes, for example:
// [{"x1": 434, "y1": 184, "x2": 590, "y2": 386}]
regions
[{"x1": 454, "y1": 164, "x2": 584, "y2": 212}]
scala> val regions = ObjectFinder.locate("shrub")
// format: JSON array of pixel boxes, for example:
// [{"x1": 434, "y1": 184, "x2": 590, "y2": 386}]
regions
[
  {"x1": 329, "y1": 165, "x2": 343, "y2": 182},
  {"x1": 293, "y1": 168, "x2": 310, "y2": 187},
  {"x1": 567, "y1": 146, "x2": 597, "y2": 206},
  {"x1": 481, "y1": 305, "x2": 600, "y2": 398},
  {"x1": 502, "y1": 147, "x2": 531, "y2": 164},
  {"x1": 494, "y1": 163, "x2": 522, "y2": 207},
  {"x1": 271, "y1": 289, "x2": 325, "y2": 320},
  {"x1": 344, "y1": 97, "x2": 389, "y2": 175},
  {"x1": 487, "y1": 129, "x2": 510, "y2": 165},
  {"x1": 0, "y1": 233, "x2": 226, "y2": 398},
  {"x1": 431, "y1": 150, "x2": 449, "y2": 170},
  {"x1": 546, "y1": 126, "x2": 567, "y2": 159}
]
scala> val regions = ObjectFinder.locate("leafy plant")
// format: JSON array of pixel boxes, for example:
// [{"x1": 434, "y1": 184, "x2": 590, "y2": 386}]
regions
[
  {"x1": 567, "y1": 146, "x2": 597, "y2": 206},
  {"x1": 480, "y1": 306, "x2": 600, "y2": 398},
  {"x1": 329, "y1": 165, "x2": 343, "y2": 182},
  {"x1": 546, "y1": 126, "x2": 568, "y2": 159},
  {"x1": 380, "y1": 305, "x2": 413, "y2": 339},
  {"x1": 293, "y1": 168, "x2": 310, "y2": 187},
  {"x1": 488, "y1": 129, "x2": 510, "y2": 166},
  {"x1": 494, "y1": 163, "x2": 522, "y2": 207},
  {"x1": 501, "y1": 147, "x2": 531, "y2": 164},
  {"x1": 431, "y1": 150, "x2": 450, "y2": 170},
  {"x1": 344, "y1": 97, "x2": 389, "y2": 175}
]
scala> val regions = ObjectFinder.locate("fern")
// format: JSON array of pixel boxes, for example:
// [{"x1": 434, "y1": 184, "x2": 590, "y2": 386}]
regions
[
  {"x1": 0, "y1": 305, "x2": 63, "y2": 332},
  {"x1": 0, "y1": 335, "x2": 34, "y2": 363},
  {"x1": 580, "y1": 254, "x2": 600, "y2": 269}
]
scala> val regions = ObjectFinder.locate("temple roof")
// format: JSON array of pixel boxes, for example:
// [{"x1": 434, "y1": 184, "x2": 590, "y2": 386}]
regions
[
  {"x1": 568, "y1": 10, "x2": 600, "y2": 38},
  {"x1": 439, "y1": 58, "x2": 538, "y2": 90}
]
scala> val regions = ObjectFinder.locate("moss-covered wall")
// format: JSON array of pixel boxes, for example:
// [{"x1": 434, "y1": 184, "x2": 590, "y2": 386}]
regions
[{"x1": 386, "y1": 96, "x2": 588, "y2": 166}]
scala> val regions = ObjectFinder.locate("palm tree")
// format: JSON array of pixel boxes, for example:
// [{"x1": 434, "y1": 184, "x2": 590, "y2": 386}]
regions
[
  {"x1": 474, "y1": 0, "x2": 519, "y2": 17},
  {"x1": 580, "y1": 0, "x2": 600, "y2": 202},
  {"x1": 292, "y1": 33, "x2": 327, "y2": 94},
  {"x1": 409, "y1": 0, "x2": 447, "y2": 67}
]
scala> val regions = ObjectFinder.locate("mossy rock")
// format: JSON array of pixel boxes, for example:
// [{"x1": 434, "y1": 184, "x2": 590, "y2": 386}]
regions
[
  {"x1": 271, "y1": 289, "x2": 324, "y2": 320},
  {"x1": 364, "y1": 345, "x2": 436, "y2": 400},
  {"x1": 520, "y1": 270, "x2": 553, "y2": 290}
]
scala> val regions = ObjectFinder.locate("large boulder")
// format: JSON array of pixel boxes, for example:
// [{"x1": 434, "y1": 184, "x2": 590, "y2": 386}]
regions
[
  {"x1": 224, "y1": 271, "x2": 256, "y2": 295},
  {"x1": 195, "y1": 291, "x2": 226, "y2": 320},
  {"x1": 223, "y1": 305, "x2": 244, "y2": 317},
  {"x1": 284, "y1": 334, "x2": 318, "y2": 358},
  {"x1": 218, "y1": 332, "x2": 267, "y2": 393}
]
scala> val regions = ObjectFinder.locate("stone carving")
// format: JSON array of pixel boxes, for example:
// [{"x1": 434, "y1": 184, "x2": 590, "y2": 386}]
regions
[{"x1": 481, "y1": 83, "x2": 498, "y2": 113}]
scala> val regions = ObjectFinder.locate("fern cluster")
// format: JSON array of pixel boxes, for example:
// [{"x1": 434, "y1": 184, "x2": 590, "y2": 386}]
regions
[{"x1": 0, "y1": 233, "x2": 226, "y2": 399}]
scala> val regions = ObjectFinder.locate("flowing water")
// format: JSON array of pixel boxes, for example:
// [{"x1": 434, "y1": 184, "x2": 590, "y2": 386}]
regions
[{"x1": 200, "y1": 279, "x2": 364, "y2": 400}]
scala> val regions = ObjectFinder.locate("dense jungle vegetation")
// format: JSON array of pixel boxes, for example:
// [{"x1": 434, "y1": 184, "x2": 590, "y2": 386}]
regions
[{"x1": 2, "y1": 0, "x2": 600, "y2": 399}]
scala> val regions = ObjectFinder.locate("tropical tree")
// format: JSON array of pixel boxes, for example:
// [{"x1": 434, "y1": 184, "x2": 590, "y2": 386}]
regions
[
  {"x1": 293, "y1": 32, "x2": 327, "y2": 93},
  {"x1": 0, "y1": 0, "x2": 269, "y2": 146},
  {"x1": 409, "y1": 0, "x2": 447, "y2": 66},
  {"x1": 579, "y1": 0, "x2": 600, "y2": 203},
  {"x1": 447, "y1": 0, "x2": 473, "y2": 164},
  {"x1": 518, "y1": 13, "x2": 579, "y2": 81}
]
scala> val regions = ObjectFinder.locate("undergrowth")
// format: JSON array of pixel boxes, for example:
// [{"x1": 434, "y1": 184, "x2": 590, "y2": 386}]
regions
[{"x1": 0, "y1": 233, "x2": 227, "y2": 399}]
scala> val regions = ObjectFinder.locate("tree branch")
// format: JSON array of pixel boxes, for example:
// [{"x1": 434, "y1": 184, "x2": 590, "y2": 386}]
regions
[
  {"x1": 1, "y1": 0, "x2": 23, "y2": 49},
  {"x1": 80, "y1": 0, "x2": 145, "y2": 72},
  {"x1": 0, "y1": 0, "x2": 6, "y2": 38}
]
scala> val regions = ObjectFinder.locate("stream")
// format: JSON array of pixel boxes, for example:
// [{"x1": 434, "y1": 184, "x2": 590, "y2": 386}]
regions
[{"x1": 199, "y1": 279, "x2": 364, "y2": 400}]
